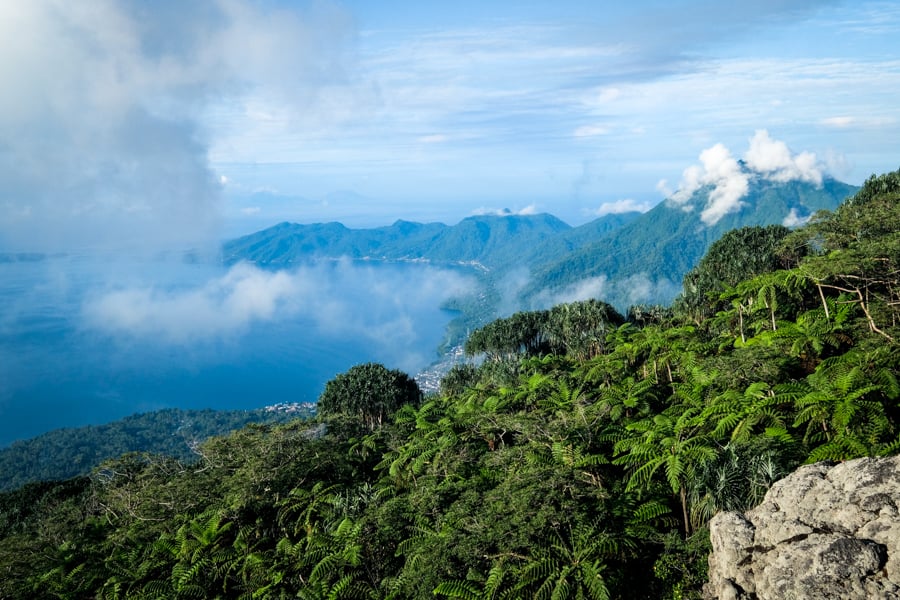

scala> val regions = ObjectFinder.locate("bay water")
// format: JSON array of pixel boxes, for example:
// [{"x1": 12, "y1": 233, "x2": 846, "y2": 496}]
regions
[{"x1": 0, "y1": 254, "x2": 472, "y2": 447}]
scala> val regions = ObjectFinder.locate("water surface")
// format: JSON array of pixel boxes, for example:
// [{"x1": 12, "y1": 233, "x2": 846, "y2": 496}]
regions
[{"x1": 0, "y1": 255, "x2": 469, "y2": 446}]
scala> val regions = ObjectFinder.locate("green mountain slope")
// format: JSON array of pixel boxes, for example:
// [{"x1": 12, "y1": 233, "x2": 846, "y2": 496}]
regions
[
  {"x1": 0, "y1": 406, "x2": 313, "y2": 492},
  {"x1": 221, "y1": 177, "x2": 857, "y2": 339},
  {"x1": 509, "y1": 211, "x2": 642, "y2": 269},
  {"x1": 524, "y1": 177, "x2": 858, "y2": 309}
]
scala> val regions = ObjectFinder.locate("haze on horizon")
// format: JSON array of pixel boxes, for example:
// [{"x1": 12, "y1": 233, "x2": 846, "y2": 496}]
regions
[{"x1": 1, "y1": 0, "x2": 899, "y2": 251}]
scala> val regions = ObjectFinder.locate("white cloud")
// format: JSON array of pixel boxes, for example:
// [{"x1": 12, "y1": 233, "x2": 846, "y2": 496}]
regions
[
  {"x1": 538, "y1": 276, "x2": 608, "y2": 307},
  {"x1": 668, "y1": 130, "x2": 834, "y2": 226},
  {"x1": 0, "y1": 0, "x2": 355, "y2": 252},
  {"x1": 418, "y1": 134, "x2": 448, "y2": 144},
  {"x1": 617, "y1": 274, "x2": 681, "y2": 307},
  {"x1": 656, "y1": 179, "x2": 674, "y2": 198},
  {"x1": 782, "y1": 207, "x2": 811, "y2": 227},
  {"x1": 82, "y1": 263, "x2": 301, "y2": 343},
  {"x1": 671, "y1": 143, "x2": 749, "y2": 225},
  {"x1": 591, "y1": 198, "x2": 654, "y2": 217},
  {"x1": 573, "y1": 124, "x2": 610, "y2": 138},
  {"x1": 81, "y1": 260, "x2": 477, "y2": 370},
  {"x1": 820, "y1": 115, "x2": 897, "y2": 129},
  {"x1": 821, "y1": 116, "x2": 856, "y2": 128},
  {"x1": 744, "y1": 129, "x2": 823, "y2": 185},
  {"x1": 471, "y1": 205, "x2": 539, "y2": 217}
]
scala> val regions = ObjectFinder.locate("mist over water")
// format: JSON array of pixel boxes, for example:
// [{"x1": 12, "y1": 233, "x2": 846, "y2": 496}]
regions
[{"x1": 0, "y1": 255, "x2": 471, "y2": 447}]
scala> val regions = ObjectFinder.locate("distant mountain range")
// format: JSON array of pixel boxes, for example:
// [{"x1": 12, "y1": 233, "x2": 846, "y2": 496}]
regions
[
  {"x1": 224, "y1": 174, "x2": 858, "y2": 318},
  {"x1": 223, "y1": 212, "x2": 575, "y2": 271}
]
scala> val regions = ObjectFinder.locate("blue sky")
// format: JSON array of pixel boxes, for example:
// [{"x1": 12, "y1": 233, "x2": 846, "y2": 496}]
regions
[{"x1": 1, "y1": 0, "x2": 899, "y2": 249}]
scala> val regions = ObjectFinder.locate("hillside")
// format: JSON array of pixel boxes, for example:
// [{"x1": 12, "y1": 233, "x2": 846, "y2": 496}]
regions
[
  {"x1": 0, "y1": 406, "x2": 314, "y2": 492},
  {"x1": 524, "y1": 176, "x2": 858, "y2": 309},
  {"x1": 222, "y1": 213, "x2": 572, "y2": 270}
]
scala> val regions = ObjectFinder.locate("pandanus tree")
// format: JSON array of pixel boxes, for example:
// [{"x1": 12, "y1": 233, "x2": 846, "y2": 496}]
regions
[
  {"x1": 318, "y1": 363, "x2": 422, "y2": 432},
  {"x1": 545, "y1": 299, "x2": 625, "y2": 360}
]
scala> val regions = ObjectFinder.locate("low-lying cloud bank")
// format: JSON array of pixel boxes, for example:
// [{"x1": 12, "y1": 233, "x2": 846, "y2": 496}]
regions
[
  {"x1": 664, "y1": 130, "x2": 828, "y2": 226},
  {"x1": 82, "y1": 260, "x2": 476, "y2": 371},
  {"x1": 532, "y1": 273, "x2": 681, "y2": 313}
]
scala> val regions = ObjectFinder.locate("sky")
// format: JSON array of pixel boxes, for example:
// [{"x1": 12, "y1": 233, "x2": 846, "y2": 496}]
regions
[{"x1": 1, "y1": 0, "x2": 899, "y2": 250}]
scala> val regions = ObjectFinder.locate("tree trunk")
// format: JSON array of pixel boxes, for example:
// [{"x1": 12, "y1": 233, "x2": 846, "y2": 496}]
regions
[{"x1": 680, "y1": 485, "x2": 692, "y2": 537}]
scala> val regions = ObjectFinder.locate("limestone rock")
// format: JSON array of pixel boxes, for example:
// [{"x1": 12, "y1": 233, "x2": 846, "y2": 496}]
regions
[{"x1": 704, "y1": 455, "x2": 900, "y2": 600}]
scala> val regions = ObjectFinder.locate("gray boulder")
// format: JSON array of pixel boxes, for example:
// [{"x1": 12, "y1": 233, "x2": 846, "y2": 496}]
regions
[{"x1": 705, "y1": 455, "x2": 900, "y2": 600}]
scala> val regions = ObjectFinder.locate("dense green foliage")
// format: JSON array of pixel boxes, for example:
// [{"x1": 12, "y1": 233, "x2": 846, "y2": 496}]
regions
[
  {"x1": 0, "y1": 407, "x2": 313, "y2": 492},
  {"x1": 318, "y1": 363, "x2": 422, "y2": 431},
  {"x1": 677, "y1": 225, "x2": 793, "y2": 322},
  {"x1": 1, "y1": 172, "x2": 898, "y2": 599}
]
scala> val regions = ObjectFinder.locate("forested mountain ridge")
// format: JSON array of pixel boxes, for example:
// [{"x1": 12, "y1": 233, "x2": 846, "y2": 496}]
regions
[
  {"x1": 523, "y1": 176, "x2": 858, "y2": 309},
  {"x1": 222, "y1": 212, "x2": 574, "y2": 270},
  {"x1": 224, "y1": 176, "x2": 856, "y2": 318},
  {"x1": 1, "y1": 170, "x2": 896, "y2": 599}
]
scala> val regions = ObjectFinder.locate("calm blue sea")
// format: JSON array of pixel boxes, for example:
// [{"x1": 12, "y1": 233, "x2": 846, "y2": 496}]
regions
[{"x1": 0, "y1": 255, "x2": 467, "y2": 447}]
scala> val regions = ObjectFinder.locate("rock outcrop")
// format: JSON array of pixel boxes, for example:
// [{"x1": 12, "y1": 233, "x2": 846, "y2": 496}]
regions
[{"x1": 705, "y1": 455, "x2": 900, "y2": 599}]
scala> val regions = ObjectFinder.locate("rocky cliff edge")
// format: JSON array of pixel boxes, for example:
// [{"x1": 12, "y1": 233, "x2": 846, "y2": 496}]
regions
[{"x1": 705, "y1": 455, "x2": 900, "y2": 600}]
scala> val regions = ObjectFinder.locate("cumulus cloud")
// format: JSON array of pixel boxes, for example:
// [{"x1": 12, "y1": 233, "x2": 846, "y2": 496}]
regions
[
  {"x1": 81, "y1": 260, "x2": 476, "y2": 370},
  {"x1": 0, "y1": 1, "x2": 355, "y2": 252},
  {"x1": 591, "y1": 198, "x2": 655, "y2": 217},
  {"x1": 667, "y1": 130, "x2": 828, "y2": 226},
  {"x1": 744, "y1": 129, "x2": 822, "y2": 185},
  {"x1": 671, "y1": 143, "x2": 749, "y2": 225}
]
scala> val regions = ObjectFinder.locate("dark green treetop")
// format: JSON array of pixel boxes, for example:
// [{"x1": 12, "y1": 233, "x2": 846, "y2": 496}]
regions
[
  {"x1": 318, "y1": 363, "x2": 423, "y2": 431},
  {"x1": 677, "y1": 225, "x2": 792, "y2": 322}
]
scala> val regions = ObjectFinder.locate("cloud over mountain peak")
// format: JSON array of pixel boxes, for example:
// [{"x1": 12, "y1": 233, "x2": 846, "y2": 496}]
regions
[{"x1": 663, "y1": 130, "x2": 828, "y2": 225}]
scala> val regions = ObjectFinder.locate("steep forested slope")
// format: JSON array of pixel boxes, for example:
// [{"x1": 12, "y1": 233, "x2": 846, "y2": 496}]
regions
[
  {"x1": 0, "y1": 170, "x2": 896, "y2": 599},
  {"x1": 524, "y1": 177, "x2": 858, "y2": 308}
]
